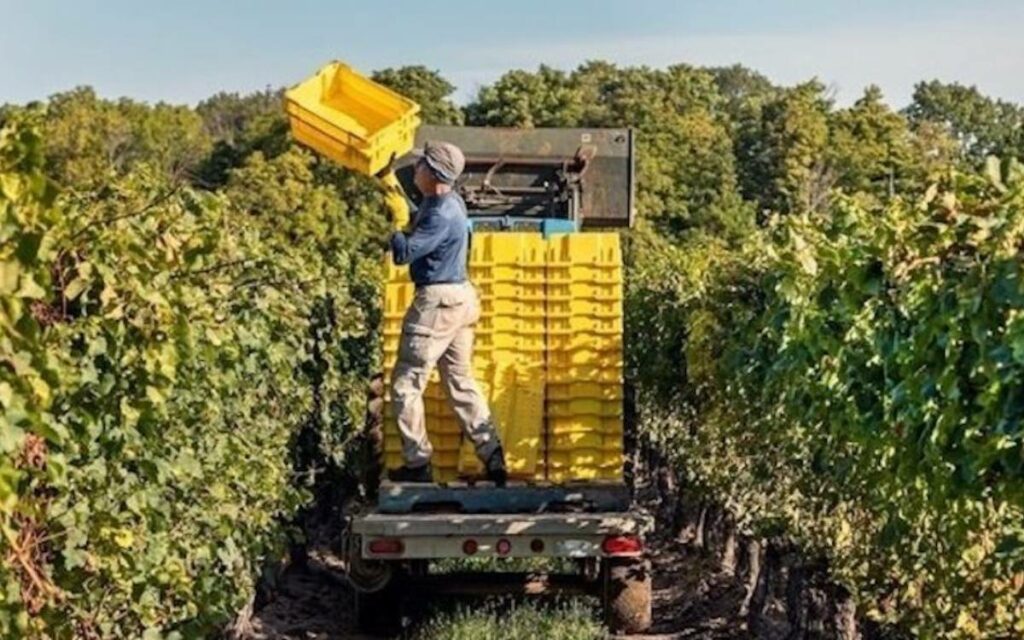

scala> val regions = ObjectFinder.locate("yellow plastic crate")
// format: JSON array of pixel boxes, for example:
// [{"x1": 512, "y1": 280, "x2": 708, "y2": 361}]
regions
[
  {"x1": 285, "y1": 61, "x2": 421, "y2": 176},
  {"x1": 547, "y1": 381, "x2": 623, "y2": 401},
  {"x1": 478, "y1": 282, "x2": 546, "y2": 302},
  {"x1": 547, "y1": 348, "x2": 622, "y2": 369},
  {"x1": 458, "y1": 361, "x2": 545, "y2": 478},
  {"x1": 547, "y1": 281, "x2": 622, "y2": 301},
  {"x1": 547, "y1": 232, "x2": 623, "y2": 286},
  {"x1": 548, "y1": 398, "x2": 623, "y2": 417},
  {"x1": 546, "y1": 365, "x2": 621, "y2": 384},
  {"x1": 470, "y1": 234, "x2": 547, "y2": 279},
  {"x1": 549, "y1": 415, "x2": 623, "y2": 435},
  {"x1": 548, "y1": 432, "x2": 605, "y2": 449}
]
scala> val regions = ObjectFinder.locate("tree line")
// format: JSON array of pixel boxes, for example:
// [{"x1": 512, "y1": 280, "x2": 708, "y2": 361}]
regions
[{"x1": 12, "y1": 63, "x2": 1024, "y2": 235}]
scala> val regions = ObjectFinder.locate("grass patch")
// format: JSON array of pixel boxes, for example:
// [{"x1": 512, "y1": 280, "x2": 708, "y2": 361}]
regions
[
  {"x1": 431, "y1": 556, "x2": 578, "y2": 574},
  {"x1": 413, "y1": 598, "x2": 606, "y2": 640}
]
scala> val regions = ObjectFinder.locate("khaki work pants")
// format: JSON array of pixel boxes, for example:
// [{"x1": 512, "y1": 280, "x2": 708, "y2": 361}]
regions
[{"x1": 391, "y1": 282, "x2": 499, "y2": 468}]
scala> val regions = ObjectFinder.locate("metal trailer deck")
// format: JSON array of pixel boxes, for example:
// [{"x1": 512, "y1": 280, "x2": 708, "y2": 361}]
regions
[{"x1": 375, "y1": 480, "x2": 632, "y2": 514}]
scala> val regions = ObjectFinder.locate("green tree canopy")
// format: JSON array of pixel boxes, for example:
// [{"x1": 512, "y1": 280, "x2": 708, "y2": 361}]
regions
[
  {"x1": 371, "y1": 66, "x2": 464, "y2": 126},
  {"x1": 708, "y1": 64, "x2": 777, "y2": 118},
  {"x1": 194, "y1": 89, "x2": 289, "y2": 188},
  {"x1": 466, "y1": 66, "x2": 584, "y2": 128},
  {"x1": 828, "y1": 85, "x2": 916, "y2": 199},
  {"x1": 41, "y1": 87, "x2": 211, "y2": 189},
  {"x1": 906, "y1": 80, "x2": 1024, "y2": 163},
  {"x1": 737, "y1": 80, "x2": 832, "y2": 215}
]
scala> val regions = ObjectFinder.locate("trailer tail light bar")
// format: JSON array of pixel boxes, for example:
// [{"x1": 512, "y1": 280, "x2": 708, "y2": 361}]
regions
[
  {"x1": 367, "y1": 537, "x2": 405, "y2": 556},
  {"x1": 359, "y1": 532, "x2": 648, "y2": 559},
  {"x1": 601, "y1": 535, "x2": 643, "y2": 556}
]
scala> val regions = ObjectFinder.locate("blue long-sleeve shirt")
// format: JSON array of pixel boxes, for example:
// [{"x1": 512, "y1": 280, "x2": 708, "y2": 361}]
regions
[{"x1": 390, "y1": 192, "x2": 469, "y2": 287}]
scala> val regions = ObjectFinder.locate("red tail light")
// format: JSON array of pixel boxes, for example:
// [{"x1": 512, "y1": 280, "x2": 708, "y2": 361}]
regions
[
  {"x1": 602, "y1": 535, "x2": 643, "y2": 556},
  {"x1": 496, "y1": 538, "x2": 512, "y2": 556},
  {"x1": 368, "y1": 538, "x2": 404, "y2": 555},
  {"x1": 463, "y1": 539, "x2": 478, "y2": 555},
  {"x1": 530, "y1": 538, "x2": 545, "y2": 553}
]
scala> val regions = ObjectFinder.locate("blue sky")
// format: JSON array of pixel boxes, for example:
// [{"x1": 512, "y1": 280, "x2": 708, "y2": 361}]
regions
[{"x1": 3, "y1": 1, "x2": 1023, "y2": 107}]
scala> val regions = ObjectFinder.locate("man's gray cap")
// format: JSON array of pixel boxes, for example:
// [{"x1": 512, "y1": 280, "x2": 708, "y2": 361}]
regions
[{"x1": 417, "y1": 140, "x2": 465, "y2": 184}]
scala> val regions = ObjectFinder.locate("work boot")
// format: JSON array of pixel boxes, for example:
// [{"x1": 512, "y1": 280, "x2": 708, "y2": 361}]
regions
[
  {"x1": 388, "y1": 463, "x2": 433, "y2": 483},
  {"x1": 484, "y1": 447, "x2": 507, "y2": 487}
]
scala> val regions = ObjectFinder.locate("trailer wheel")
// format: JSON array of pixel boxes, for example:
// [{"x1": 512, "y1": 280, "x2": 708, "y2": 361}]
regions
[
  {"x1": 354, "y1": 577, "x2": 404, "y2": 635},
  {"x1": 601, "y1": 557, "x2": 652, "y2": 634}
]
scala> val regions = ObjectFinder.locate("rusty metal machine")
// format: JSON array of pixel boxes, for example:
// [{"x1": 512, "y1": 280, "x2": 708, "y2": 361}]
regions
[{"x1": 395, "y1": 125, "x2": 634, "y2": 230}]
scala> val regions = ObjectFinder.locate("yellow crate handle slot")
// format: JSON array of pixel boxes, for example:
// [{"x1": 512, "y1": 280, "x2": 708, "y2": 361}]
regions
[{"x1": 380, "y1": 171, "x2": 410, "y2": 229}]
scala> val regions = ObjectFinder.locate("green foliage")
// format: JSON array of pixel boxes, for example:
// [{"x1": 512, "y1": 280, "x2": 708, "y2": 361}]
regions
[
  {"x1": 0, "y1": 111, "x2": 62, "y2": 637},
  {"x1": 0, "y1": 103, "x2": 382, "y2": 637},
  {"x1": 740, "y1": 80, "x2": 832, "y2": 215},
  {"x1": 707, "y1": 64, "x2": 777, "y2": 122},
  {"x1": 623, "y1": 228, "x2": 732, "y2": 404},
  {"x1": 730, "y1": 81, "x2": 962, "y2": 220},
  {"x1": 372, "y1": 66, "x2": 464, "y2": 126},
  {"x1": 194, "y1": 89, "x2": 289, "y2": 188},
  {"x1": 41, "y1": 87, "x2": 211, "y2": 189},
  {"x1": 415, "y1": 599, "x2": 605, "y2": 640},
  {"x1": 829, "y1": 86, "x2": 918, "y2": 199},
  {"x1": 907, "y1": 80, "x2": 1024, "y2": 164},
  {"x1": 466, "y1": 65, "x2": 584, "y2": 128},
  {"x1": 221, "y1": 146, "x2": 388, "y2": 466},
  {"x1": 629, "y1": 161, "x2": 1024, "y2": 638}
]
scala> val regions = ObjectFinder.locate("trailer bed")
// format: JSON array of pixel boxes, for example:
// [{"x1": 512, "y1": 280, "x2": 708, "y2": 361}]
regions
[{"x1": 377, "y1": 480, "x2": 631, "y2": 514}]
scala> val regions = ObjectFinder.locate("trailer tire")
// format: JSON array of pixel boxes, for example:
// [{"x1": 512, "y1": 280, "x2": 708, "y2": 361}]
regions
[{"x1": 601, "y1": 556, "x2": 652, "y2": 634}]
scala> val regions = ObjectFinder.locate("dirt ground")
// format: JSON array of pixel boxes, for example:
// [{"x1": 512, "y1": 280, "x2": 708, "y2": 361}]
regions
[{"x1": 629, "y1": 536, "x2": 755, "y2": 640}]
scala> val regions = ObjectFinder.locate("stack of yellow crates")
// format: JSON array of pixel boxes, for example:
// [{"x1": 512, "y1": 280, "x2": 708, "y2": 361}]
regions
[
  {"x1": 382, "y1": 232, "x2": 623, "y2": 484},
  {"x1": 545, "y1": 234, "x2": 624, "y2": 481},
  {"x1": 457, "y1": 234, "x2": 547, "y2": 479}
]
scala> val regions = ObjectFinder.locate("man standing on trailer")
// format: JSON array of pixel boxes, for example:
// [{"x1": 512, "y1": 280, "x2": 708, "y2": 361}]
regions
[{"x1": 388, "y1": 141, "x2": 507, "y2": 486}]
